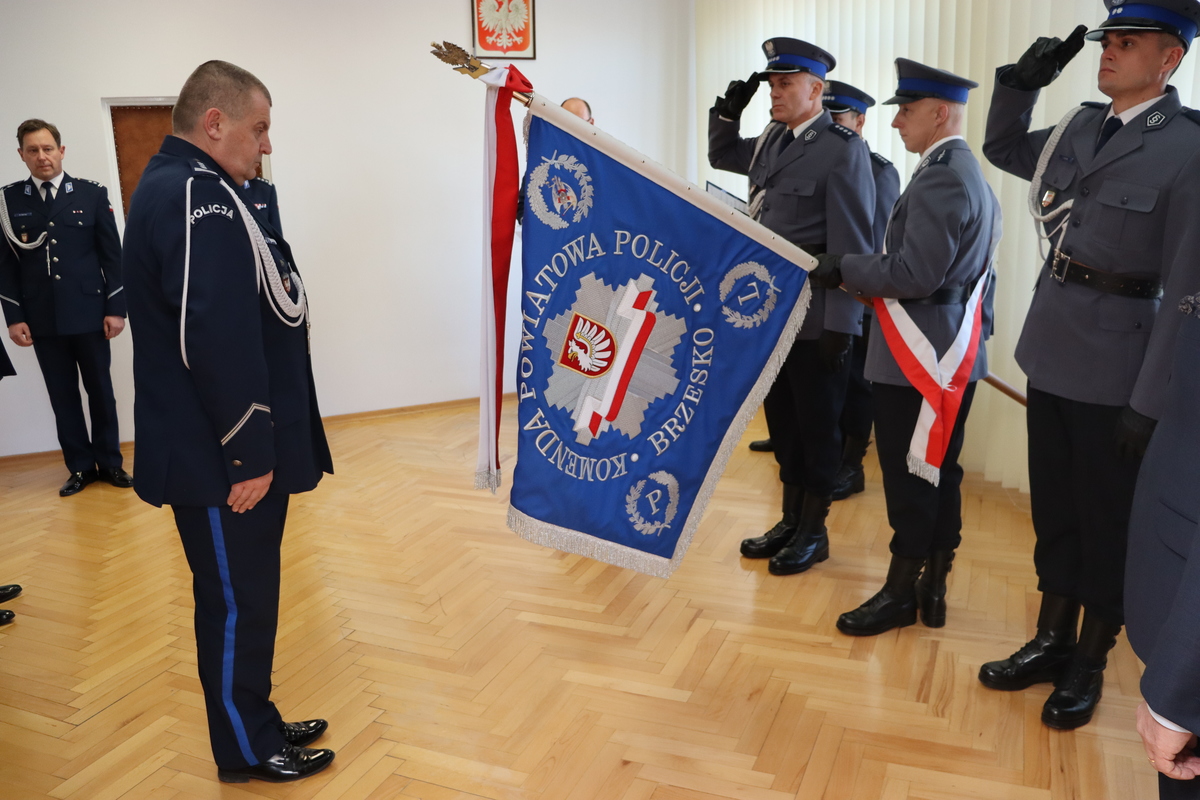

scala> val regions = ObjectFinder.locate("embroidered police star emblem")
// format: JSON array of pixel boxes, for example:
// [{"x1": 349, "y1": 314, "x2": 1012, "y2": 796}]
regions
[{"x1": 1148, "y1": 111, "x2": 1166, "y2": 127}]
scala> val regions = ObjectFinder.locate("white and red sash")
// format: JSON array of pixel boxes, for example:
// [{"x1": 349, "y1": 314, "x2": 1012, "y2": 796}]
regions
[
  {"x1": 477, "y1": 65, "x2": 533, "y2": 490},
  {"x1": 872, "y1": 272, "x2": 989, "y2": 486}
]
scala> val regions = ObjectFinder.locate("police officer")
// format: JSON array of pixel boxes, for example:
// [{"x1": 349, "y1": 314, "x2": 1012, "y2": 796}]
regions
[
  {"x1": 810, "y1": 60, "x2": 1000, "y2": 636},
  {"x1": 243, "y1": 175, "x2": 282, "y2": 233},
  {"x1": 979, "y1": 0, "x2": 1200, "y2": 730},
  {"x1": 124, "y1": 61, "x2": 334, "y2": 783},
  {"x1": 822, "y1": 81, "x2": 902, "y2": 500},
  {"x1": 710, "y1": 38, "x2": 876, "y2": 577},
  {"x1": 0, "y1": 120, "x2": 132, "y2": 496},
  {"x1": 1126, "y1": 294, "x2": 1200, "y2": 799}
]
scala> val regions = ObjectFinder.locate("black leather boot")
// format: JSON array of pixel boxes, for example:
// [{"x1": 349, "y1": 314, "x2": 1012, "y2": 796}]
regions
[
  {"x1": 978, "y1": 592, "x2": 1080, "y2": 691},
  {"x1": 1041, "y1": 612, "x2": 1121, "y2": 730},
  {"x1": 741, "y1": 484, "x2": 803, "y2": 559},
  {"x1": 831, "y1": 435, "x2": 870, "y2": 501},
  {"x1": 916, "y1": 550, "x2": 955, "y2": 628},
  {"x1": 836, "y1": 554, "x2": 924, "y2": 635},
  {"x1": 768, "y1": 492, "x2": 831, "y2": 575}
]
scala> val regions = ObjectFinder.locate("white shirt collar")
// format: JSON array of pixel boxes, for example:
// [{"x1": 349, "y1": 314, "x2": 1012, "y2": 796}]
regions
[
  {"x1": 919, "y1": 135, "x2": 965, "y2": 163},
  {"x1": 32, "y1": 173, "x2": 63, "y2": 192},
  {"x1": 1106, "y1": 94, "x2": 1166, "y2": 125},
  {"x1": 786, "y1": 110, "x2": 824, "y2": 138}
]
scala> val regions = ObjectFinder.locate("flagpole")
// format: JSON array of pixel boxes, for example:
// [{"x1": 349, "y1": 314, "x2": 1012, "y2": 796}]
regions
[{"x1": 431, "y1": 41, "x2": 533, "y2": 106}]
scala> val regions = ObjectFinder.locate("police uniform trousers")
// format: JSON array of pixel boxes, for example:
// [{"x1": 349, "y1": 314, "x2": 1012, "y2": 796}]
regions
[
  {"x1": 840, "y1": 323, "x2": 873, "y2": 442},
  {"x1": 873, "y1": 381, "x2": 976, "y2": 558},
  {"x1": 763, "y1": 339, "x2": 852, "y2": 495},
  {"x1": 31, "y1": 331, "x2": 122, "y2": 473},
  {"x1": 1160, "y1": 774, "x2": 1200, "y2": 800},
  {"x1": 1026, "y1": 385, "x2": 1140, "y2": 625},
  {"x1": 173, "y1": 496, "x2": 290, "y2": 769}
]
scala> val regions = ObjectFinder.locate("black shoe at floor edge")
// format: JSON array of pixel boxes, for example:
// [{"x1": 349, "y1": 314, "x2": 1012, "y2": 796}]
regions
[
  {"x1": 60, "y1": 470, "x2": 99, "y2": 497},
  {"x1": 0, "y1": 610, "x2": 13, "y2": 626},
  {"x1": 748, "y1": 438, "x2": 774, "y2": 452},
  {"x1": 217, "y1": 744, "x2": 335, "y2": 784},
  {"x1": 98, "y1": 467, "x2": 134, "y2": 488},
  {"x1": 0, "y1": 585, "x2": 21, "y2": 604},
  {"x1": 282, "y1": 719, "x2": 328, "y2": 747}
]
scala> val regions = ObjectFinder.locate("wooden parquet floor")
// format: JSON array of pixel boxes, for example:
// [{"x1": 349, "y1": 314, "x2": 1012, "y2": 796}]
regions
[{"x1": 0, "y1": 398, "x2": 1159, "y2": 799}]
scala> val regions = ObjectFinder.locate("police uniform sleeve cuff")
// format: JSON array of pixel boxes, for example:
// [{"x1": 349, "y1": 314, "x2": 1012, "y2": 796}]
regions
[{"x1": 1149, "y1": 705, "x2": 1192, "y2": 734}]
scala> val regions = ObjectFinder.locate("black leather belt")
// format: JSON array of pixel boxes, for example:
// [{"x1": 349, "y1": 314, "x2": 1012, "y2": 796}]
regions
[
  {"x1": 900, "y1": 283, "x2": 975, "y2": 306},
  {"x1": 1049, "y1": 250, "x2": 1162, "y2": 300}
]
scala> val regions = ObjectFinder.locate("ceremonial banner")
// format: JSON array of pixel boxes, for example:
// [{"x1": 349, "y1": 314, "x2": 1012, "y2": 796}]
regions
[{"x1": 503, "y1": 96, "x2": 814, "y2": 577}]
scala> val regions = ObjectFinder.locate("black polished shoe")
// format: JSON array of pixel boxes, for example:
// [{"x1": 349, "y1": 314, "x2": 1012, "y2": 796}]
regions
[
  {"x1": 768, "y1": 492, "x2": 832, "y2": 575},
  {"x1": 915, "y1": 550, "x2": 954, "y2": 628},
  {"x1": 979, "y1": 592, "x2": 1079, "y2": 691},
  {"x1": 98, "y1": 467, "x2": 134, "y2": 488},
  {"x1": 836, "y1": 554, "x2": 924, "y2": 636},
  {"x1": 741, "y1": 484, "x2": 802, "y2": 559},
  {"x1": 282, "y1": 719, "x2": 328, "y2": 747},
  {"x1": 0, "y1": 610, "x2": 13, "y2": 626},
  {"x1": 748, "y1": 438, "x2": 774, "y2": 452},
  {"x1": 1041, "y1": 612, "x2": 1121, "y2": 730},
  {"x1": 0, "y1": 585, "x2": 21, "y2": 604},
  {"x1": 831, "y1": 435, "x2": 870, "y2": 501},
  {"x1": 217, "y1": 743, "x2": 335, "y2": 784},
  {"x1": 59, "y1": 470, "x2": 98, "y2": 497}
]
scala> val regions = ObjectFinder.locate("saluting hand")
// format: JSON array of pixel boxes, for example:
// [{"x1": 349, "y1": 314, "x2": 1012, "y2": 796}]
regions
[
  {"x1": 103, "y1": 315, "x2": 125, "y2": 339},
  {"x1": 1010, "y1": 24, "x2": 1089, "y2": 91},
  {"x1": 228, "y1": 470, "x2": 273, "y2": 513},
  {"x1": 7, "y1": 322, "x2": 32, "y2": 347},
  {"x1": 714, "y1": 73, "x2": 762, "y2": 121}
]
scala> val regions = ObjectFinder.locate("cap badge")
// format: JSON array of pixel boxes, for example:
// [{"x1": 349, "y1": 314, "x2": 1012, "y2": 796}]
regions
[
  {"x1": 1113, "y1": 0, "x2": 1124, "y2": 5},
  {"x1": 765, "y1": 41, "x2": 776, "y2": 57},
  {"x1": 1147, "y1": 111, "x2": 1167, "y2": 127}
]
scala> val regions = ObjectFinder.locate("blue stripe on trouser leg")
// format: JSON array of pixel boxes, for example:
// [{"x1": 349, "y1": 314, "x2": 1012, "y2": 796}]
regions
[{"x1": 207, "y1": 506, "x2": 258, "y2": 765}]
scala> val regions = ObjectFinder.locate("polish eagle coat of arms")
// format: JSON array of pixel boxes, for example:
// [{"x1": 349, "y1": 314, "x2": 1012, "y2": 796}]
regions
[{"x1": 477, "y1": 0, "x2": 529, "y2": 52}]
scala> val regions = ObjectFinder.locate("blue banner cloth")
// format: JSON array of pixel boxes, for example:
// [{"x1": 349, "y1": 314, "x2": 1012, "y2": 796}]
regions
[{"x1": 508, "y1": 97, "x2": 813, "y2": 577}]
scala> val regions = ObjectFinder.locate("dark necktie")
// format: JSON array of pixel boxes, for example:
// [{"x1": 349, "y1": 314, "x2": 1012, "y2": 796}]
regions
[
  {"x1": 1095, "y1": 116, "x2": 1123, "y2": 155},
  {"x1": 776, "y1": 128, "x2": 794, "y2": 157}
]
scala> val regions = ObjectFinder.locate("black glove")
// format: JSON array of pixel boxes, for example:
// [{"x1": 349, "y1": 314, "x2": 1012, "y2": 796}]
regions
[
  {"x1": 1114, "y1": 404, "x2": 1157, "y2": 461},
  {"x1": 818, "y1": 330, "x2": 853, "y2": 374},
  {"x1": 809, "y1": 253, "x2": 843, "y2": 290},
  {"x1": 1008, "y1": 24, "x2": 1088, "y2": 90},
  {"x1": 713, "y1": 74, "x2": 762, "y2": 121}
]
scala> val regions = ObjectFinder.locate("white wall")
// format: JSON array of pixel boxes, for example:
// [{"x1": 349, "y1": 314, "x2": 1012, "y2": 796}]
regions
[{"x1": 0, "y1": 0, "x2": 696, "y2": 459}]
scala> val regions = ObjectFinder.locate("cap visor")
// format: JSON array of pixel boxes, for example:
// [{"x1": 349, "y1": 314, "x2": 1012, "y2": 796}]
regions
[
  {"x1": 824, "y1": 102, "x2": 855, "y2": 113},
  {"x1": 1086, "y1": 20, "x2": 1178, "y2": 40},
  {"x1": 761, "y1": 64, "x2": 808, "y2": 73},
  {"x1": 882, "y1": 92, "x2": 925, "y2": 105}
]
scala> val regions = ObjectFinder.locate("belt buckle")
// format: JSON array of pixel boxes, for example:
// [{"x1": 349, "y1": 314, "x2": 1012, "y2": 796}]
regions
[{"x1": 1051, "y1": 250, "x2": 1070, "y2": 284}]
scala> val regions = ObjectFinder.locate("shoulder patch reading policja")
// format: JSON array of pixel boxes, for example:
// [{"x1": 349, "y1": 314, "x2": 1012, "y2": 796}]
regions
[{"x1": 190, "y1": 203, "x2": 235, "y2": 224}]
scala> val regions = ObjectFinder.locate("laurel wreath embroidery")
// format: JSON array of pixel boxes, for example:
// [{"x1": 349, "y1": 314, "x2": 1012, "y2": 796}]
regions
[
  {"x1": 625, "y1": 471, "x2": 680, "y2": 536},
  {"x1": 719, "y1": 262, "x2": 778, "y2": 329},
  {"x1": 527, "y1": 153, "x2": 594, "y2": 230}
]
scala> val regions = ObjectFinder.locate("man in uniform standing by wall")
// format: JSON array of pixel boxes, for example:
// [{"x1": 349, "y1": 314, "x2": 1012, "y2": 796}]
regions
[
  {"x1": 809, "y1": 59, "x2": 1000, "y2": 637},
  {"x1": 124, "y1": 60, "x2": 334, "y2": 783},
  {"x1": 823, "y1": 81, "x2": 901, "y2": 500},
  {"x1": 979, "y1": 0, "x2": 1200, "y2": 731},
  {"x1": 709, "y1": 37, "x2": 876, "y2": 578},
  {"x1": 0, "y1": 120, "x2": 131, "y2": 496}
]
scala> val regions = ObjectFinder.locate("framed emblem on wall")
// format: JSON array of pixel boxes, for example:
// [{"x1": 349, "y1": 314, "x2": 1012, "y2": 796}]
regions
[{"x1": 472, "y1": 0, "x2": 536, "y2": 60}]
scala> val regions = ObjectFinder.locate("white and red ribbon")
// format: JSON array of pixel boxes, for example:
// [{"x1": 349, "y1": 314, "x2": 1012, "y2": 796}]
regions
[
  {"x1": 872, "y1": 273, "x2": 989, "y2": 486},
  {"x1": 477, "y1": 65, "x2": 533, "y2": 491}
]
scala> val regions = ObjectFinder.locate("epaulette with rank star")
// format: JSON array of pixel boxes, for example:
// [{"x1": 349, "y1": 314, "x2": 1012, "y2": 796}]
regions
[
  {"x1": 189, "y1": 158, "x2": 219, "y2": 177},
  {"x1": 252, "y1": 176, "x2": 273, "y2": 186},
  {"x1": 80, "y1": 178, "x2": 101, "y2": 186},
  {"x1": 1, "y1": 180, "x2": 20, "y2": 190},
  {"x1": 828, "y1": 123, "x2": 858, "y2": 141},
  {"x1": 870, "y1": 151, "x2": 893, "y2": 167},
  {"x1": 933, "y1": 148, "x2": 954, "y2": 165}
]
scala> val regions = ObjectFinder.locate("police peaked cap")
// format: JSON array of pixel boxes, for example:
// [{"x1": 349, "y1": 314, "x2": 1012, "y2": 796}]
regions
[
  {"x1": 883, "y1": 58, "x2": 979, "y2": 105},
  {"x1": 1086, "y1": 0, "x2": 1200, "y2": 51},
  {"x1": 823, "y1": 81, "x2": 876, "y2": 115},
  {"x1": 760, "y1": 38, "x2": 836, "y2": 79}
]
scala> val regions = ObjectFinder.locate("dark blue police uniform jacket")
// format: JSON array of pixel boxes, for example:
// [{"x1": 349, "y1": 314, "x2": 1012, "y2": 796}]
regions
[
  {"x1": 124, "y1": 136, "x2": 332, "y2": 508},
  {"x1": 0, "y1": 174, "x2": 124, "y2": 336}
]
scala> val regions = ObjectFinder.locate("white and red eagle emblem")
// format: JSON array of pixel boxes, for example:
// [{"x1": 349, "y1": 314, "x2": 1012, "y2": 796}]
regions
[
  {"x1": 477, "y1": 0, "x2": 530, "y2": 53},
  {"x1": 560, "y1": 314, "x2": 614, "y2": 377}
]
